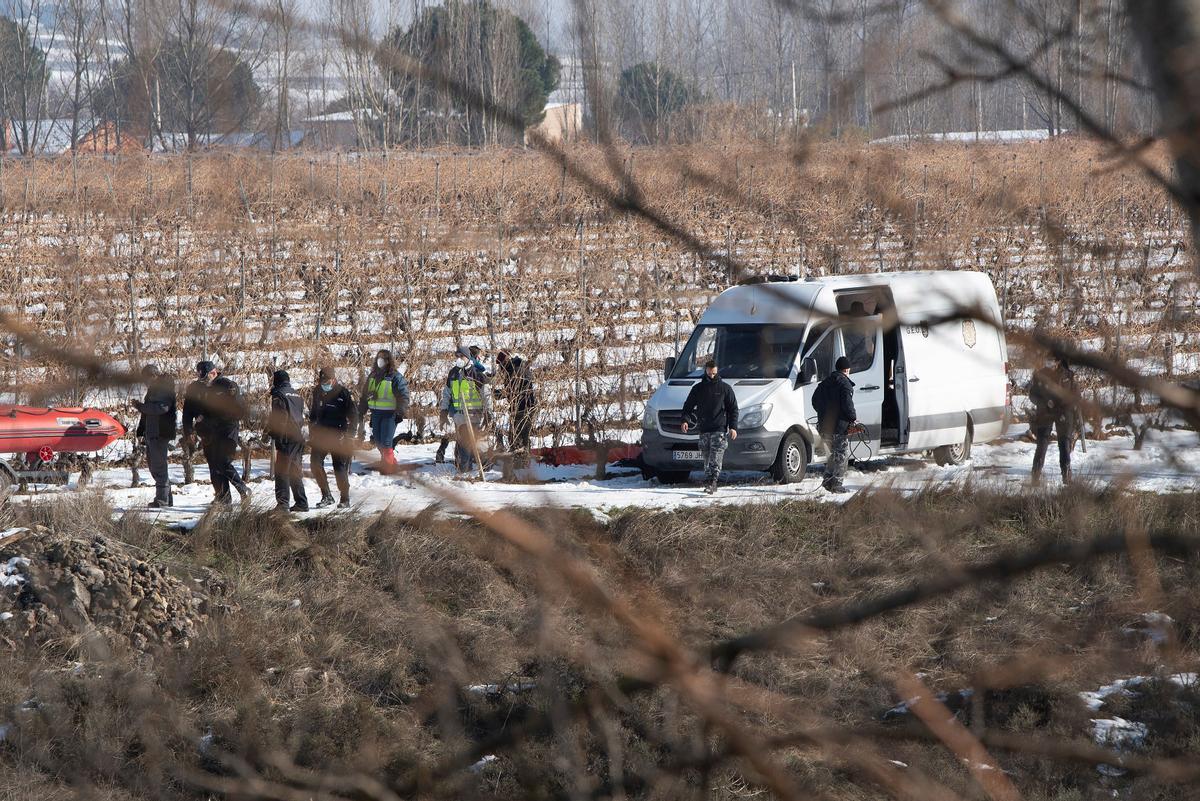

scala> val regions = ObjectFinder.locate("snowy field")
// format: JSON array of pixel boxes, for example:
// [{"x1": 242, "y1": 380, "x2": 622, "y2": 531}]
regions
[{"x1": 12, "y1": 423, "x2": 1198, "y2": 528}]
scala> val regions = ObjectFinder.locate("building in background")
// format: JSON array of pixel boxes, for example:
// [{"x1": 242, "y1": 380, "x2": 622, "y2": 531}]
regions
[{"x1": 526, "y1": 102, "x2": 582, "y2": 146}]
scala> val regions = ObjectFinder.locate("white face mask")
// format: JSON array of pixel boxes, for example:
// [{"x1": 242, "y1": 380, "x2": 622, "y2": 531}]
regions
[
  {"x1": 455, "y1": 357, "x2": 467, "y2": 369},
  {"x1": 376, "y1": 358, "x2": 386, "y2": 369}
]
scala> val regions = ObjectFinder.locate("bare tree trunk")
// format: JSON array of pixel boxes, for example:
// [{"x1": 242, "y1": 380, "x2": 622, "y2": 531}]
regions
[{"x1": 1126, "y1": 0, "x2": 1200, "y2": 273}]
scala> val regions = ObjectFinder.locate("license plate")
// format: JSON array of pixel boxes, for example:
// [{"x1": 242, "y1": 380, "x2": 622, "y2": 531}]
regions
[{"x1": 672, "y1": 450, "x2": 702, "y2": 461}]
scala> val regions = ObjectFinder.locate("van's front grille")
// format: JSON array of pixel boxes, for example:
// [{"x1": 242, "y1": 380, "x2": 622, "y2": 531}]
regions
[{"x1": 657, "y1": 410, "x2": 688, "y2": 434}]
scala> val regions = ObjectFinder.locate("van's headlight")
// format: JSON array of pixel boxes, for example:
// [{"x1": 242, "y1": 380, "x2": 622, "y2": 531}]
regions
[
  {"x1": 738, "y1": 403, "x2": 772, "y2": 429},
  {"x1": 641, "y1": 405, "x2": 655, "y2": 429}
]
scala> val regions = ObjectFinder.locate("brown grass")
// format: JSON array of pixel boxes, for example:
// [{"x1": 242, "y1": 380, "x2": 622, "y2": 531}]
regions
[{"x1": 0, "y1": 487, "x2": 1198, "y2": 799}]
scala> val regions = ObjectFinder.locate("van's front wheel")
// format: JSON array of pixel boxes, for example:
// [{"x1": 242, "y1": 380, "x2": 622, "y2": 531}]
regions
[
  {"x1": 933, "y1": 428, "x2": 973, "y2": 466},
  {"x1": 771, "y1": 433, "x2": 809, "y2": 484}
]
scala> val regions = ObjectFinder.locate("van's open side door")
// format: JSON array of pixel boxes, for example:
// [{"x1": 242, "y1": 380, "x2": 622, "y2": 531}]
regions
[{"x1": 838, "y1": 317, "x2": 884, "y2": 457}]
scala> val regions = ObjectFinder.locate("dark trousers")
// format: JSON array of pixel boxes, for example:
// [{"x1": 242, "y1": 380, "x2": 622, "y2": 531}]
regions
[
  {"x1": 311, "y1": 441, "x2": 351, "y2": 502},
  {"x1": 274, "y1": 440, "x2": 308, "y2": 508},
  {"x1": 824, "y1": 433, "x2": 849, "y2": 488},
  {"x1": 512, "y1": 404, "x2": 534, "y2": 452},
  {"x1": 1032, "y1": 416, "x2": 1073, "y2": 482},
  {"x1": 145, "y1": 437, "x2": 171, "y2": 504},
  {"x1": 699, "y1": 431, "x2": 729, "y2": 486},
  {"x1": 203, "y1": 438, "x2": 249, "y2": 504}
]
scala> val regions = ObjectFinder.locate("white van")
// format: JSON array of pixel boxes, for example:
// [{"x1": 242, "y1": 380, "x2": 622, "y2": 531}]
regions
[{"x1": 641, "y1": 271, "x2": 1010, "y2": 483}]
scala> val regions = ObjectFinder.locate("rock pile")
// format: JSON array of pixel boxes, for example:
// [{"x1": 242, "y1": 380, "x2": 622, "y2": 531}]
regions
[{"x1": 0, "y1": 529, "x2": 212, "y2": 654}]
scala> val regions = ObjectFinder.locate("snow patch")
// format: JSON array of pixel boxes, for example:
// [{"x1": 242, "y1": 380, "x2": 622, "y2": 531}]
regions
[
  {"x1": 1080, "y1": 673, "x2": 1198, "y2": 712},
  {"x1": 1, "y1": 557, "x2": 29, "y2": 588},
  {"x1": 1090, "y1": 717, "x2": 1148, "y2": 748},
  {"x1": 872, "y1": 129, "x2": 1066, "y2": 145},
  {"x1": 1121, "y1": 611, "x2": 1174, "y2": 644},
  {"x1": 466, "y1": 681, "x2": 537, "y2": 696},
  {"x1": 468, "y1": 754, "x2": 497, "y2": 773}
]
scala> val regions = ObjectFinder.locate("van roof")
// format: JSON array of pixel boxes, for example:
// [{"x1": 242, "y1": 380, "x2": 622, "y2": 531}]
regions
[{"x1": 699, "y1": 270, "x2": 1000, "y2": 326}]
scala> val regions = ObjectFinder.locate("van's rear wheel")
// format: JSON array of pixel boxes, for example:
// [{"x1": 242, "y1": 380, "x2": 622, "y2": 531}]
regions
[
  {"x1": 933, "y1": 428, "x2": 973, "y2": 466},
  {"x1": 771, "y1": 433, "x2": 809, "y2": 484}
]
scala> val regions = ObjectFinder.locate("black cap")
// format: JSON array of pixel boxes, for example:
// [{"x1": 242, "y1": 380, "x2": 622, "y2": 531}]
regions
[
  {"x1": 704, "y1": 359, "x2": 717, "y2": 369},
  {"x1": 272, "y1": 369, "x2": 290, "y2": 387},
  {"x1": 835, "y1": 356, "x2": 852, "y2": 371},
  {"x1": 140, "y1": 364, "x2": 160, "y2": 378},
  {"x1": 318, "y1": 367, "x2": 335, "y2": 382},
  {"x1": 469, "y1": 345, "x2": 482, "y2": 356},
  {"x1": 196, "y1": 360, "x2": 216, "y2": 377}
]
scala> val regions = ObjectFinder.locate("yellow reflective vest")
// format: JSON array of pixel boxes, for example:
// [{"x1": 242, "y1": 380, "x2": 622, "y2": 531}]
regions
[
  {"x1": 367, "y1": 375, "x2": 398, "y2": 410},
  {"x1": 448, "y1": 373, "x2": 484, "y2": 413}
]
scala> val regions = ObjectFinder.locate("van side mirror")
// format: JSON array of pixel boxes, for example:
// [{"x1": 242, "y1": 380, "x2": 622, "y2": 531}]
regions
[
  {"x1": 664, "y1": 356, "x2": 676, "y2": 380},
  {"x1": 798, "y1": 357, "x2": 817, "y2": 385}
]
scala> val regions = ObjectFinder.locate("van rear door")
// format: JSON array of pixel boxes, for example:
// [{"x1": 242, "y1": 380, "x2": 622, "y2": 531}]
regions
[{"x1": 838, "y1": 317, "x2": 884, "y2": 455}]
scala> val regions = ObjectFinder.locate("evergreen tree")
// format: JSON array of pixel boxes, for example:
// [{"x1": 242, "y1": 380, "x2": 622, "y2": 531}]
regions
[
  {"x1": 382, "y1": 0, "x2": 559, "y2": 146},
  {"x1": 618, "y1": 62, "x2": 696, "y2": 144},
  {"x1": 0, "y1": 16, "x2": 48, "y2": 154}
]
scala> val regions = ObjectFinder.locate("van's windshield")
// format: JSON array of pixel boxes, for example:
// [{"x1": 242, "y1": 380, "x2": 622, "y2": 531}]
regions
[{"x1": 670, "y1": 325, "x2": 808, "y2": 379}]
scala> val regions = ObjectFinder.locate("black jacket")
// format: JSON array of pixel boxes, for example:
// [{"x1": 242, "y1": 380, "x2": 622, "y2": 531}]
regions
[
  {"x1": 682, "y1": 374, "x2": 739, "y2": 434},
  {"x1": 269, "y1": 382, "x2": 305, "y2": 446},
  {"x1": 134, "y1": 376, "x2": 177, "y2": 441},
  {"x1": 309, "y1": 384, "x2": 357, "y2": 432},
  {"x1": 1029, "y1": 365, "x2": 1076, "y2": 424},
  {"x1": 496, "y1": 357, "x2": 536, "y2": 411},
  {"x1": 182, "y1": 376, "x2": 245, "y2": 443},
  {"x1": 813, "y1": 371, "x2": 857, "y2": 438}
]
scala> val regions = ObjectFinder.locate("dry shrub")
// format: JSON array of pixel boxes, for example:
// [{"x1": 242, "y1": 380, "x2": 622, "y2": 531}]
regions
[
  {"x1": 0, "y1": 488, "x2": 1197, "y2": 799},
  {"x1": 2, "y1": 141, "x2": 1193, "y2": 435}
]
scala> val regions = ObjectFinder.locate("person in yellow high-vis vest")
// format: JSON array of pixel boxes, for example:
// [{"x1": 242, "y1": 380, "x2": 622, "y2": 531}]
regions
[
  {"x1": 438, "y1": 345, "x2": 491, "y2": 474},
  {"x1": 358, "y1": 349, "x2": 410, "y2": 473}
]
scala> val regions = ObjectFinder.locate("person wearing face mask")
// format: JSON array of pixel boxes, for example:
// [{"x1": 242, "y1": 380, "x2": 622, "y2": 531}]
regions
[
  {"x1": 358, "y1": 349, "x2": 411, "y2": 472},
  {"x1": 434, "y1": 346, "x2": 491, "y2": 464},
  {"x1": 182, "y1": 360, "x2": 251, "y2": 505},
  {"x1": 309, "y1": 367, "x2": 356, "y2": 508},
  {"x1": 439, "y1": 345, "x2": 492, "y2": 475}
]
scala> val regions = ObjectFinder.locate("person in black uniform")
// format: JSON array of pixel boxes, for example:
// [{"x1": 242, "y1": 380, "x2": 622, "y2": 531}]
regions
[
  {"x1": 132, "y1": 364, "x2": 176, "y2": 508},
  {"x1": 495, "y1": 350, "x2": 536, "y2": 462},
  {"x1": 680, "y1": 359, "x2": 739, "y2": 494},
  {"x1": 268, "y1": 370, "x2": 308, "y2": 512},
  {"x1": 182, "y1": 360, "x2": 250, "y2": 506},
  {"x1": 812, "y1": 356, "x2": 857, "y2": 494},
  {"x1": 1029, "y1": 358, "x2": 1077, "y2": 485},
  {"x1": 309, "y1": 367, "x2": 357, "y2": 508}
]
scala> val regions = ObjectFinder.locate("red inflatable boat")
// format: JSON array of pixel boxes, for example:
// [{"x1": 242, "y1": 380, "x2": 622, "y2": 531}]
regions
[{"x1": 0, "y1": 406, "x2": 126, "y2": 459}]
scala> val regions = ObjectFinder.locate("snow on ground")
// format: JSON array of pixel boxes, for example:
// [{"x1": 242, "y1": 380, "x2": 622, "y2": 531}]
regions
[
  {"x1": 10, "y1": 424, "x2": 1199, "y2": 529},
  {"x1": 870, "y1": 129, "x2": 1065, "y2": 145}
]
